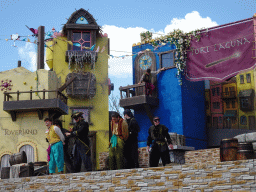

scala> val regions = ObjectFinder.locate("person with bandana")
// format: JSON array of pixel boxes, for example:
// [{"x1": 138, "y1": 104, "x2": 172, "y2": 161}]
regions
[
  {"x1": 123, "y1": 109, "x2": 140, "y2": 168},
  {"x1": 109, "y1": 112, "x2": 129, "y2": 170},
  {"x1": 65, "y1": 112, "x2": 92, "y2": 172},
  {"x1": 147, "y1": 116, "x2": 173, "y2": 167}
]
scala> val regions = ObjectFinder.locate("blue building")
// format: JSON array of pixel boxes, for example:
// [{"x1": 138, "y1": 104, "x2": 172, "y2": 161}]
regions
[{"x1": 119, "y1": 42, "x2": 207, "y2": 150}]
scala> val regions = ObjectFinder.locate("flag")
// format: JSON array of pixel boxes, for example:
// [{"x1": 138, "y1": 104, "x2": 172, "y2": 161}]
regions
[
  {"x1": 96, "y1": 46, "x2": 100, "y2": 52},
  {"x1": 100, "y1": 46, "x2": 105, "y2": 53},
  {"x1": 90, "y1": 44, "x2": 96, "y2": 51}
]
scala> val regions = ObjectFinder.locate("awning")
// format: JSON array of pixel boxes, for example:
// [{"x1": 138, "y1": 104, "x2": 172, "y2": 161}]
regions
[
  {"x1": 224, "y1": 110, "x2": 237, "y2": 117},
  {"x1": 239, "y1": 89, "x2": 253, "y2": 97}
]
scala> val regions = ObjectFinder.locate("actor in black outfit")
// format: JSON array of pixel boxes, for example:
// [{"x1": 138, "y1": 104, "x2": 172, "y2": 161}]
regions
[
  {"x1": 124, "y1": 109, "x2": 140, "y2": 168},
  {"x1": 65, "y1": 112, "x2": 92, "y2": 172},
  {"x1": 147, "y1": 116, "x2": 173, "y2": 167}
]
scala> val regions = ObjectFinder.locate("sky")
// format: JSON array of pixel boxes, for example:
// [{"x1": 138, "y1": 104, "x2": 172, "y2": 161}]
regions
[{"x1": 0, "y1": 0, "x2": 256, "y2": 110}]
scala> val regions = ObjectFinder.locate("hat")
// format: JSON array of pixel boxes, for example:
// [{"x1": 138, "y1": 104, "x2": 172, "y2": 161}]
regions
[
  {"x1": 71, "y1": 112, "x2": 83, "y2": 119},
  {"x1": 123, "y1": 109, "x2": 133, "y2": 117}
]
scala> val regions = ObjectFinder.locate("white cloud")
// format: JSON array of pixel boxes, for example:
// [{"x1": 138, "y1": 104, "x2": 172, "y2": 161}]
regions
[
  {"x1": 164, "y1": 11, "x2": 218, "y2": 34},
  {"x1": 18, "y1": 43, "x2": 49, "y2": 71},
  {"x1": 102, "y1": 11, "x2": 218, "y2": 78}
]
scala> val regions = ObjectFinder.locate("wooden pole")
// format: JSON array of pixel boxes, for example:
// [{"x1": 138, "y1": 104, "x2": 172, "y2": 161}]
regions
[{"x1": 37, "y1": 26, "x2": 45, "y2": 70}]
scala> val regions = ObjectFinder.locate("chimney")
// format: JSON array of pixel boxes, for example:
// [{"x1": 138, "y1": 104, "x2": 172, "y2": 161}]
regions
[{"x1": 18, "y1": 60, "x2": 21, "y2": 67}]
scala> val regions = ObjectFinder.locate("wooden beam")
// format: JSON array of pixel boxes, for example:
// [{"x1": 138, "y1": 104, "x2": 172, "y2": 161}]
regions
[
  {"x1": 143, "y1": 104, "x2": 154, "y2": 125},
  {"x1": 10, "y1": 111, "x2": 16, "y2": 121},
  {"x1": 37, "y1": 26, "x2": 45, "y2": 70},
  {"x1": 38, "y1": 110, "x2": 44, "y2": 120},
  {"x1": 58, "y1": 76, "x2": 77, "y2": 92}
]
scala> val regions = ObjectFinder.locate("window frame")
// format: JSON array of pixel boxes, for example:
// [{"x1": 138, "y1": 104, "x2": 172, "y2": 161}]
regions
[
  {"x1": 158, "y1": 50, "x2": 176, "y2": 69},
  {"x1": 72, "y1": 31, "x2": 91, "y2": 51},
  {"x1": 240, "y1": 75, "x2": 244, "y2": 84},
  {"x1": 246, "y1": 73, "x2": 251, "y2": 83},
  {"x1": 213, "y1": 102, "x2": 220, "y2": 109},
  {"x1": 70, "y1": 106, "x2": 93, "y2": 125},
  {"x1": 240, "y1": 116, "x2": 247, "y2": 125}
]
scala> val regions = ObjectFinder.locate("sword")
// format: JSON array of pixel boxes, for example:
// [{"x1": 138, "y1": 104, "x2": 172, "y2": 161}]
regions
[{"x1": 205, "y1": 52, "x2": 241, "y2": 68}]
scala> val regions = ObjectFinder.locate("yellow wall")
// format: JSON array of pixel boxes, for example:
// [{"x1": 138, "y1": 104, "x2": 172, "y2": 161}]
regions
[
  {"x1": 46, "y1": 36, "x2": 109, "y2": 169},
  {"x1": 0, "y1": 67, "x2": 60, "y2": 161},
  {"x1": 236, "y1": 69, "x2": 255, "y2": 129}
]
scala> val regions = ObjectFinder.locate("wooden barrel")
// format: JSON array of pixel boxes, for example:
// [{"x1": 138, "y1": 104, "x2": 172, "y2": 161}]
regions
[
  {"x1": 9, "y1": 151, "x2": 27, "y2": 166},
  {"x1": 220, "y1": 138, "x2": 238, "y2": 162},
  {"x1": 1, "y1": 167, "x2": 10, "y2": 179},
  {"x1": 237, "y1": 142, "x2": 255, "y2": 160}
]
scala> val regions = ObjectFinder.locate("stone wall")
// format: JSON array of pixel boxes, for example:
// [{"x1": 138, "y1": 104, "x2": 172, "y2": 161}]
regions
[
  {"x1": 185, "y1": 148, "x2": 220, "y2": 165},
  {"x1": 2, "y1": 159, "x2": 256, "y2": 191},
  {"x1": 99, "y1": 147, "x2": 149, "y2": 170}
]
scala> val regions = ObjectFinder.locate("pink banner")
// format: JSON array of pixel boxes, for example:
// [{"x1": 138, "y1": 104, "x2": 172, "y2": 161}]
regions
[{"x1": 186, "y1": 18, "x2": 255, "y2": 82}]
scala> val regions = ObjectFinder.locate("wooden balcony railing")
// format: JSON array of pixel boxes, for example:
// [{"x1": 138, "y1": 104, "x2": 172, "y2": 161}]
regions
[
  {"x1": 221, "y1": 91, "x2": 236, "y2": 99},
  {"x1": 4, "y1": 89, "x2": 68, "y2": 104}
]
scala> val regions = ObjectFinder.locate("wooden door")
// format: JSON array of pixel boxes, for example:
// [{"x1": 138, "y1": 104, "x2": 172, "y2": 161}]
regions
[{"x1": 134, "y1": 51, "x2": 156, "y2": 95}]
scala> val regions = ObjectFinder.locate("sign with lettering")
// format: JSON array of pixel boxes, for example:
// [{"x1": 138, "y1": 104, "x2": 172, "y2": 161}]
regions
[
  {"x1": 186, "y1": 18, "x2": 255, "y2": 81},
  {"x1": 3, "y1": 129, "x2": 38, "y2": 135}
]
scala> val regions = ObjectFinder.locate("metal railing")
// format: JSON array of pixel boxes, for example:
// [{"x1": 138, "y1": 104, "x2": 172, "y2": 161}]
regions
[
  {"x1": 221, "y1": 91, "x2": 236, "y2": 98},
  {"x1": 4, "y1": 89, "x2": 68, "y2": 104}
]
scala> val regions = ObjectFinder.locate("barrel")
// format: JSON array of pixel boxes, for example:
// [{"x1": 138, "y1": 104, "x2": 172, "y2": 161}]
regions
[
  {"x1": 236, "y1": 142, "x2": 255, "y2": 160},
  {"x1": 9, "y1": 151, "x2": 27, "y2": 166},
  {"x1": 220, "y1": 138, "x2": 238, "y2": 162},
  {"x1": 1, "y1": 167, "x2": 10, "y2": 179}
]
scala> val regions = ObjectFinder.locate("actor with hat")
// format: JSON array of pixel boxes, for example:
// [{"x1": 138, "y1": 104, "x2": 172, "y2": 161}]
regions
[
  {"x1": 65, "y1": 112, "x2": 92, "y2": 172},
  {"x1": 123, "y1": 109, "x2": 140, "y2": 168},
  {"x1": 109, "y1": 112, "x2": 129, "y2": 170},
  {"x1": 147, "y1": 116, "x2": 173, "y2": 167},
  {"x1": 45, "y1": 118, "x2": 65, "y2": 175}
]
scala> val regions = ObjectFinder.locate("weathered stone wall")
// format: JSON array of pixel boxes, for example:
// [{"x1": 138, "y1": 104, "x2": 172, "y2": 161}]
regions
[
  {"x1": 99, "y1": 147, "x2": 149, "y2": 170},
  {"x1": 1, "y1": 159, "x2": 256, "y2": 191},
  {"x1": 185, "y1": 148, "x2": 220, "y2": 165}
]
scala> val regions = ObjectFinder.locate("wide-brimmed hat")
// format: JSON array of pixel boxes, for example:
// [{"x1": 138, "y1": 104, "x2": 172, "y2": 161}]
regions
[{"x1": 71, "y1": 112, "x2": 83, "y2": 119}]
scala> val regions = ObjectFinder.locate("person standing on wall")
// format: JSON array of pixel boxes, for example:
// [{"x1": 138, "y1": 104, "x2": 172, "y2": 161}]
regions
[
  {"x1": 45, "y1": 118, "x2": 65, "y2": 175},
  {"x1": 53, "y1": 119, "x2": 75, "y2": 173},
  {"x1": 123, "y1": 109, "x2": 140, "y2": 168},
  {"x1": 109, "y1": 112, "x2": 129, "y2": 170},
  {"x1": 65, "y1": 112, "x2": 92, "y2": 172},
  {"x1": 138, "y1": 67, "x2": 165, "y2": 95},
  {"x1": 147, "y1": 116, "x2": 173, "y2": 167}
]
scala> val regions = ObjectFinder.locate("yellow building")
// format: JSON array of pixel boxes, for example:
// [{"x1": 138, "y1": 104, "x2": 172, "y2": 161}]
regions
[
  {"x1": 0, "y1": 66, "x2": 64, "y2": 167},
  {"x1": 45, "y1": 9, "x2": 109, "y2": 170},
  {"x1": 236, "y1": 68, "x2": 256, "y2": 130},
  {"x1": 222, "y1": 77, "x2": 238, "y2": 129}
]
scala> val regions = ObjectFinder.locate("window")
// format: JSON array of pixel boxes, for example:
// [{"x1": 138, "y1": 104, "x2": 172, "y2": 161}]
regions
[
  {"x1": 212, "y1": 88, "x2": 216, "y2": 96},
  {"x1": 205, "y1": 101, "x2": 209, "y2": 109},
  {"x1": 160, "y1": 51, "x2": 174, "y2": 68},
  {"x1": 226, "y1": 101, "x2": 230, "y2": 109},
  {"x1": 72, "y1": 31, "x2": 91, "y2": 51},
  {"x1": 241, "y1": 98, "x2": 249, "y2": 108},
  {"x1": 240, "y1": 116, "x2": 247, "y2": 125},
  {"x1": 232, "y1": 100, "x2": 236, "y2": 108},
  {"x1": 219, "y1": 117, "x2": 223, "y2": 125},
  {"x1": 213, "y1": 102, "x2": 220, "y2": 109},
  {"x1": 216, "y1": 87, "x2": 220, "y2": 96},
  {"x1": 249, "y1": 116, "x2": 255, "y2": 130},
  {"x1": 246, "y1": 73, "x2": 251, "y2": 83},
  {"x1": 1, "y1": 154, "x2": 10, "y2": 168},
  {"x1": 20, "y1": 145, "x2": 34, "y2": 163},
  {"x1": 70, "y1": 107, "x2": 92, "y2": 124},
  {"x1": 207, "y1": 116, "x2": 211, "y2": 124},
  {"x1": 213, "y1": 117, "x2": 218, "y2": 128},
  {"x1": 240, "y1": 75, "x2": 244, "y2": 84}
]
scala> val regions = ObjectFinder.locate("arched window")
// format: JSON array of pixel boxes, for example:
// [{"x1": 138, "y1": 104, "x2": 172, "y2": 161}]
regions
[
  {"x1": 19, "y1": 145, "x2": 34, "y2": 163},
  {"x1": 1, "y1": 154, "x2": 10, "y2": 168}
]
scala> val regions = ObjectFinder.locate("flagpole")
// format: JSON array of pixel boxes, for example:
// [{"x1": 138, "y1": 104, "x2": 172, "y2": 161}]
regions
[{"x1": 37, "y1": 26, "x2": 45, "y2": 70}]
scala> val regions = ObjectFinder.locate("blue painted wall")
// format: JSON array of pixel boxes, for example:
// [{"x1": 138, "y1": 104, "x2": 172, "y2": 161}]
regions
[{"x1": 132, "y1": 43, "x2": 207, "y2": 150}]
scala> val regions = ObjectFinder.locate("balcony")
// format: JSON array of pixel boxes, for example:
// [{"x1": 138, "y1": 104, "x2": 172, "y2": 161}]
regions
[
  {"x1": 3, "y1": 90, "x2": 69, "y2": 121},
  {"x1": 119, "y1": 83, "x2": 159, "y2": 109},
  {"x1": 65, "y1": 50, "x2": 98, "y2": 69},
  {"x1": 221, "y1": 91, "x2": 236, "y2": 99}
]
